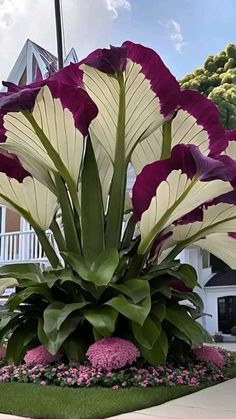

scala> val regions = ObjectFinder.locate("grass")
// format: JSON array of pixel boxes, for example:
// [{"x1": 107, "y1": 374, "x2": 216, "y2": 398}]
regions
[
  {"x1": 0, "y1": 382, "x2": 214, "y2": 419},
  {"x1": 0, "y1": 364, "x2": 235, "y2": 419}
]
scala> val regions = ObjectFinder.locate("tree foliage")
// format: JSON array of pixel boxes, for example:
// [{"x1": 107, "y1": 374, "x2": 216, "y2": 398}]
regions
[{"x1": 180, "y1": 44, "x2": 236, "y2": 129}]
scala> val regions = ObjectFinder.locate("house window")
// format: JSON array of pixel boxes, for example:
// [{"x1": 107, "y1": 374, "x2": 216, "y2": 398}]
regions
[
  {"x1": 218, "y1": 296, "x2": 236, "y2": 334},
  {"x1": 202, "y1": 249, "x2": 210, "y2": 268}
]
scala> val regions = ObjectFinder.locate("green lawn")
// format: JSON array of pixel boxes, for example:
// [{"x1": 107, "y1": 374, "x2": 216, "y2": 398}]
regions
[
  {"x1": 1, "y1": 365, "x2": 236, "y2": 419},
  {"x1": 0, "y1": 383, "x2": 212, "y2": 419}
]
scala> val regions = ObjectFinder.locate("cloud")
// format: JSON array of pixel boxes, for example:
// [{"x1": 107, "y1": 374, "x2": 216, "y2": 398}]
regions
[
  {"x1": 0, "y1": 0, "x2": 131, "y2": 82},
  {"x1": 0, "y1": 0, "x2": 25, "y2": 29},
  {"x1": 160, "y1": 19, "x2": 187, "y2": 53},
  {"x1": 106, "y1": 0, "x2": 131, "y2": 19}
]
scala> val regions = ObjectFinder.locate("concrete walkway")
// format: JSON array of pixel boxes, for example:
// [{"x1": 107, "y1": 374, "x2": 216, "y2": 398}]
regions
[
  {"x1": 0, "y1": 416, "x2": 25, "y2": 419},
  {"x1": 111, "y1": 378, "x2": 236, "y2": 419},
  {"x1": 214, "y1": 342, "x2": 236, "y2": 352}
]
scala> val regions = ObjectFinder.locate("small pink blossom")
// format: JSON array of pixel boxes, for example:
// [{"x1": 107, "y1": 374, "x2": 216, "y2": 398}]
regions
[
  {"x1": 0, "y1": 347, "x2": 6, "y2": 360},
  {"x1": 192, "y1": 346, "x2": 225, "y2": 368},
  {"x1": 24, "y1": 346, "x2": 61, "y2": 365},
  {"x1": 86, "y1": 337, "x2": 140, "y2": 371}
]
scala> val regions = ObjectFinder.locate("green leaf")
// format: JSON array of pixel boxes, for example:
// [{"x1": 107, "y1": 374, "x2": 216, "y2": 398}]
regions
[
  {"x1": 151, "y1": 303, "x2": 166, "y2": 322},
  {"x1": 81, "y1": 136, "x2": 105, "y2": 259},
  {"x1": 64, "y1": 248, "x2": 119, "y2": 286},
  {"x1": 151, "y1": 278, "x2": 172, "y2": 298},
  {"x1": 106, "y1": 295, "x2": 151, "y2": 325},
  {"x1": 140, "y1": 330, "x2": 168, "y2": 365},
  {"x1": 0, "y1": 314, "x2": 13, "y2": 331},
  {"x1": 111, "y1": 279, "x2": 150, "y2": 304},
  {"x1": 37, "y1": 318, "x2": 49, "y2": 347},
  {"x1": 145, "y1": 264, "x2": 199, "y2": 289},
  {"x1": 6, "y1": 320, "x2": 37, "y2": 364},
  {"x1": 43, "y1": 268, "x2": 79, "y2": 288},
  {"x1": 131, "y1": 316, "x2": 161, "y2": 350},
  {"x1": 121, "y1": 215, "x2": 136, "y2": 251},
  {"x1": 83, "y1": 306, "x2": 118, "y2": 338},
  {"x1": 63, "y1": 335, "x2": 87, "y2": 363},
  {"x1": 0, "y1": 263, "x2": 44, "y2": 283},
  {"x1": 7, "y1": 285, "x2": 53, "y2": 311},
  {"x1": 43, "y1": 301, "x2": 87, "y2": 339},
  {"x1": 0, "y1": 315, "x2": 21, "y2": 345},
  {"x1": 165, "y1": 306, "x2": 206, "y2": 347},
  {"x1": 195, "y1": 322, "x2": 212, "y2": 344},
  {"x1": 0, "y1": 278, "x2": 18, "y2": 295},
  {"x1": 168, "y1": 264, "x2": 199, "y2": 289},
  {"x1": 174, "y1": 291, "x2": 204, "y2": 313},
  {"x1": 57, "y1": 302, "x2": 89, "y2": 330},
  {"x1": 167, "y1": 323, "x2": 192, "y2": 346},
  {"x1": 43, "y1": 304, "x2": 82, "y2": 355},
  {"x1": 43, "y1": 302, "x2": 65, "y2": 338},
  {"x1": 147, "y1": 260, "x2": 181, "y2": 276}
]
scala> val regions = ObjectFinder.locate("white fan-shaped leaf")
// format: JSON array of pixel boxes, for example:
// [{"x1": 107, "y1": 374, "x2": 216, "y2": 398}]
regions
[
  {"x1": 131, "y1": 98, "x2": 222, "y2": 175},
  {"x1": 131, "y1": 128, "x2": 162, "y2": 174},
  {"x1": 3, "y1": 86, "x2": 84, "y2": 185},
  {"x1": 139, "y1": 170, "x2": 232, "y2": 254},
  {"x1": 81, "y1": 60, "x2": 162, "y2": 162},
  {"x1": 131, "y1": 109, "x2": 211, "y2": 175},
  {"x1": 0, "y1": 143, "x2": 56, "y2": 194},
  {"x1": 158, "y1": 202, "x2": 236, "y2": 263},
  {"x1": 91, "y1": 134, "x2": 113, "y2": 209},
  {"x1": 196, "y1": 234, "x2": 236, "y2": 269},
  {"x1": 171, "y1": 110, "x2": 209, "y2": 153},
  {"x1": 0, "y1": 174, "x2": 57, "y2": 230}
]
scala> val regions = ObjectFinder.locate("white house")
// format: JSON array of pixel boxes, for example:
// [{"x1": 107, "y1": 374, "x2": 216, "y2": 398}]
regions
[{"x1": 1, "y1": 40, "x2": 236, "y2": 340}]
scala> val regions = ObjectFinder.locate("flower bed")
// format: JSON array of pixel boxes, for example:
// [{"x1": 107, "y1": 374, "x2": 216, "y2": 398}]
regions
[
  {"x1": 0, "y1": 347, "x2": 234, "y2": 390},
  {"x1": 0, "y1": 361, "x2": 225, "y2": 388}
]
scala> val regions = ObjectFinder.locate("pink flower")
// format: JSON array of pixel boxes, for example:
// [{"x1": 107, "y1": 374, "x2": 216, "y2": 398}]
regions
[
  {"x1": 67, "y1": 377, "x2": 73, "y2": 384},
  {"x1": 86, "y1": 337, "x2": 140, "y2": 371},
  {"x1": 24, "y1": 346, "x2": 61, "y2": 365},
  {"x1": 189, "y1": 377, "x2": 199, "y2": 386},
  {"x1": 0, "y1": 347, "x2": 6, "y2": 360},
  {"x1": 192, "y1": 346, "x2": 225, "y2": 368}
]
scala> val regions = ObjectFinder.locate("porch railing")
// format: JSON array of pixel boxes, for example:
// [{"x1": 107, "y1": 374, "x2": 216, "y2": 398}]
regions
[{"x1": 0, "y1": 230, "x2": 57, "y2": 265}]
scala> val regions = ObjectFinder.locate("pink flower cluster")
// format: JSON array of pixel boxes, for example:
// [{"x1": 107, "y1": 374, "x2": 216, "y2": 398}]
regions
[
  {"x1": 24, "y1": 346, "x2": 61, "y2": 366},
  {"x1": 192, "y1": 346, "x2": 225, "y2": 368},
  {"x1": 0, "y1": 347, "x2": 6, "y2": 360},
  {"x1": 86, "y1": 338, "x2": 140, "y2": 371},
  {"x1": 0, "y1": 360, "x2": 226, "y2": 388}
]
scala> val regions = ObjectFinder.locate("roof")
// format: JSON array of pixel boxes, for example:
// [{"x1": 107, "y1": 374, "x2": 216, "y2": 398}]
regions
[
  {"x1": 30, "y1": 40, "x2": 58, "y2": 74},
  {"x1": 5, "y1": 39, "x2": 78, "y2": 86},
  {"x1": 205, "y1": 270, "x2": 236, "y2": 287}
]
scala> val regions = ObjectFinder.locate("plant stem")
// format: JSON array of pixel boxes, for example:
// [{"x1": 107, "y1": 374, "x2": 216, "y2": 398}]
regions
[
  {"x1": 105, "y1": 71, "x2": 126, "y2": 248},
  {"x1": 50, "y1": 218, "x2": 67, "y2": 252},
  {"x1": 55, "y1": 174, "x2": 81, "y2": 255},
  {"x1": 34, "y1": 228, "x2": 60, "y2": 268},
  {"x1": 127, "y1": 253, "x2": 146, "y2": 279},
  {"x1": 160, "y1": 121, "x2": 172, "y2": 160}
]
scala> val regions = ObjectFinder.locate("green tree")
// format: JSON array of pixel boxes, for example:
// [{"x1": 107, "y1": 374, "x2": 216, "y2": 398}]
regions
[{"x1": 180, "y1": 44, "x2": 236, "y2": 129}]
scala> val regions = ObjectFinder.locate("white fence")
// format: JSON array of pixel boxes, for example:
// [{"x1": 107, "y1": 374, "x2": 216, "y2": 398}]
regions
[{"x1": 0, "y1": 230, "x2": 57, "y2": 265}]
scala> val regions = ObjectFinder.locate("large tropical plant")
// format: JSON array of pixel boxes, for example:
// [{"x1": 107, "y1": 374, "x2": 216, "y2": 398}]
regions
[{"x1": 0, "y1": 41, "x2": 236, "y2": 365}]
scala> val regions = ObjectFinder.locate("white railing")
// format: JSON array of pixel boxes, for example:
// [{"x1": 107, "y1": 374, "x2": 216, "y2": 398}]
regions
[{"x1": 0, "y1": 230, "x2": 57, "y2": 265}]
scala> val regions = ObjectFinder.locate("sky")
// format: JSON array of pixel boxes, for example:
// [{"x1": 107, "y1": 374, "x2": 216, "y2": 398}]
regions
[{"x1": 0, "y1": 0, "x2": 236, "y2": 82}]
